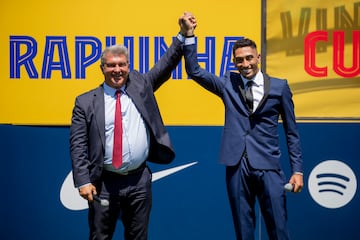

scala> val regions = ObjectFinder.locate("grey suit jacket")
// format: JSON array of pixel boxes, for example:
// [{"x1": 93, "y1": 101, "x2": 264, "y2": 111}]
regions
[{"x1": 70, "y1": 38, "x2": 183, "y2": 188}]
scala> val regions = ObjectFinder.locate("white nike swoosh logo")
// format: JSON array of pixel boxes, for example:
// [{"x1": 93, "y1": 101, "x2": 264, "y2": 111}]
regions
[
  {"x1": 152, "y1": 161, "x2": 197, "y2": 182},
  {"x1": 60, "y1": 162, "x2": 198, "y2": 210}
]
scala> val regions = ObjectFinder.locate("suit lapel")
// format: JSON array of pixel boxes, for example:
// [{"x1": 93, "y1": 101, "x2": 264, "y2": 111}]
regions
[
  {"x1": 238, "y1": 77, "x2": 246, "y2": 100},
  {"x1": 93, "y1": 86, "x2": 106, "y2": 149},
  {"x1": 232, "y1": 72, "x2": 251, "y2": 113},
  {"x1": 125, "y1": 74, "x2": 149, "y2": 122},
  {"x1": 234, "y1": 72, "x2": 271, "y2": 114},
  {"x1": 256, "y1": 73, "x2": 270, "y2": 111}
]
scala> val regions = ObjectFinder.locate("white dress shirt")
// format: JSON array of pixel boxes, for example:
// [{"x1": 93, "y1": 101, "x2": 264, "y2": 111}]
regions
[
  {"x1": 103, "y1": 83, "x2": 150, "y2": 173},
  {"x1": 242, "y1": 71, "x2": 264, "y2": 112}
]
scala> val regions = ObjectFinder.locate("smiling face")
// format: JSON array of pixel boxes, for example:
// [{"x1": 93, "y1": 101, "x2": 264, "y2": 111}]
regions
[
  {"x1": 100, "y1": 53, "x2": 130, "y2": 89},
  {"x1": 233, "y1": 45, "x2": 261, "y2": 80}
]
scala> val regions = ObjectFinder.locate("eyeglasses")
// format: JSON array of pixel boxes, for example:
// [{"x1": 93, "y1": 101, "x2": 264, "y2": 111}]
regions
[{"x1": 103, "y1": 62, "x2": 128, "y2": 68}]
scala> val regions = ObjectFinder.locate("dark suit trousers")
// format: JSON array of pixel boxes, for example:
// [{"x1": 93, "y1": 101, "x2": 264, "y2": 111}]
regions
[
  {"x1": 88, "y1": 166, "x2": 152, "y2": 240},
  {"x1": 226, "y1": 155, "x2": 290, "y2": 240}
]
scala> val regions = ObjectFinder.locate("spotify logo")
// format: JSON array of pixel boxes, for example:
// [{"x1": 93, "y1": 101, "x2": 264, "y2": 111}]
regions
[{"x1": 308, "y1": 160, "x2": 357, "y2": 209}]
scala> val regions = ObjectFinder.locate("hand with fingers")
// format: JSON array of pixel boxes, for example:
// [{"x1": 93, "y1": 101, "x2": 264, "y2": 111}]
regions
[
  {"x1": 179, "y1": 11, "x2": 197, "y2": 37},
  {"x1": 78, "y1": 184, "x2": 97, "y2": 202}
]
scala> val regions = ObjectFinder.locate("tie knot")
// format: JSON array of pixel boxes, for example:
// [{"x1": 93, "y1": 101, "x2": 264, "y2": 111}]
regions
[
  {"x1": 115, "y1": 90, "x2": 121, "y2": 98},
  {"x1": 246, "y1": 81, "x2": 254, "y2": 88}
]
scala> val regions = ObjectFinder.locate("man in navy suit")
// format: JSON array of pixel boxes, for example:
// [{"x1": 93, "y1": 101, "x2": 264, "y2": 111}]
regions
[
  {"x1": 69, "y1": 17, "x2": 194, "y2": 239},
  {"x1": 180, "y1": 13, "x2": 304, "y2": 240}
]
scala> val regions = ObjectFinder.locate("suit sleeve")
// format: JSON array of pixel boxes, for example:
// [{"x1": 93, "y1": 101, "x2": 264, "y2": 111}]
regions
[
  {"x1": 69, "y1": 97, "x2": 91, "y2": 188},
  {"x1": 280, "y1": 81, "x2": 303, "y2": 174},
  {"x1": 183, "y1": 43, "x2": 225, "y2": 97},
  {"x1": 146, "y1": 37, "x2": 183, "y2": 91}
]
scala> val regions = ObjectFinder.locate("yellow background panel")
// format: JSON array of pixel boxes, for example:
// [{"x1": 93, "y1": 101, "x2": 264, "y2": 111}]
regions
[
  {"x1": 0, "y1": 0, "x2": 261, "y2": 125},
  {"x1": 266, "y1": 0, "x2": 360, "y2": 119}
]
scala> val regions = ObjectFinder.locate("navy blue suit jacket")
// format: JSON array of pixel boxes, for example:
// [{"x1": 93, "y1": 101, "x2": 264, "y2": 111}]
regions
[
  {"x1": 183, "y1": 43, "x2": 302, "y2": 173},
  {"x1": 70, "y1": 38, "x2": 183, "y2": 188}
]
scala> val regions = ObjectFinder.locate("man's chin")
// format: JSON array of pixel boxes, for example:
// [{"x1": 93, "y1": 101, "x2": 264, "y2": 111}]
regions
[
  {"x1": 241, "y1": 73, "x2": 254, "y2": 80},
  {"x1": 109, "y1": 79, "x2": 125, "y2": 88}
]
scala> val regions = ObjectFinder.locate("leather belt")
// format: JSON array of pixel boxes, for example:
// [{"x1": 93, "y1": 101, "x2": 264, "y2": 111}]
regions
[{"x1": 103, "y1": 162, "x2": 146, "y2": 176}]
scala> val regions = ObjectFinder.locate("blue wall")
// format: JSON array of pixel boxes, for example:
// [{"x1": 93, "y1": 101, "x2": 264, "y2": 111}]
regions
[{"x1": 0, "y1": 123, "x2": 359, "y2": 239}]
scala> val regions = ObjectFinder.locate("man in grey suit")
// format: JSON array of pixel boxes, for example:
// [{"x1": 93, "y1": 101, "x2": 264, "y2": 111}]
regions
[
  {"x1": 69, "y1": 17, "x2": 194, "y2": 240},
  {"x1": 180, "y1": 13, "x2": 304, "y2": 240}
]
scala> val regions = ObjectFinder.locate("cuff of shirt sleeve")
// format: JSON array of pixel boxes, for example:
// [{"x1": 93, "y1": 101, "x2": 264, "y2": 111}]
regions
[
  {"x1": 294, "y1": 172, "x2": 303, "y2": 176},
  {"x1": 177, "y1": 32, "x2": 186, "y2": 43},
  {"x1": 78, "y1": 182, "x2": 91, "y2": 190},
  {"x1": 176, "y1": 33, "x2": 196, "y2": 45},
  {"x1": 184, "y1": 36, "x2": 196, "y2": 45}
]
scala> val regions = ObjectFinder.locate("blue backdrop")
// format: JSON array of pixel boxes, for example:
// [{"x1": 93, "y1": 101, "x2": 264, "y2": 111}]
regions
[{"x1": 0, "y1": 123, "x2": 359, "y2": 239}]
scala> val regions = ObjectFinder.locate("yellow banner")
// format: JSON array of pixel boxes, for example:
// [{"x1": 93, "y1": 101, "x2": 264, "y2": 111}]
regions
[
  {"x1": 266, "y1": 0, "x2": 360, "y2": 120},
  {"x1": 0, "y1": 0, "x2": 261, "y2": 125}
]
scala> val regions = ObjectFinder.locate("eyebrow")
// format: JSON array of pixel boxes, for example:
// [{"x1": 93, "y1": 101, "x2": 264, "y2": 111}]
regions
[
  {"x1": 104, "y1": 62, "x2": 128, "y2": 67},
  {"x1": 234, "y1": 55, "x2": 254, "y2": 62}
]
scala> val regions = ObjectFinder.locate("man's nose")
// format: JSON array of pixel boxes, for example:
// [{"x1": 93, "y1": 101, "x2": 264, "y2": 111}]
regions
[
  {"x1": 113, "y1": 65, "x2": 122, "y2": 72},
  {"x1": 242, "y1": 60, "x2": 252, "y2": 68}
]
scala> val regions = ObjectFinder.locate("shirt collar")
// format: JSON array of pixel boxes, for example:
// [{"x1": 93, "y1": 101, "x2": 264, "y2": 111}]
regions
[
  {"x1": 103, "y1": 82, "x2": 126, "y2": 97},
  {"x1": 241, "y1": 71, "x2": 264, "y2": 87}
]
